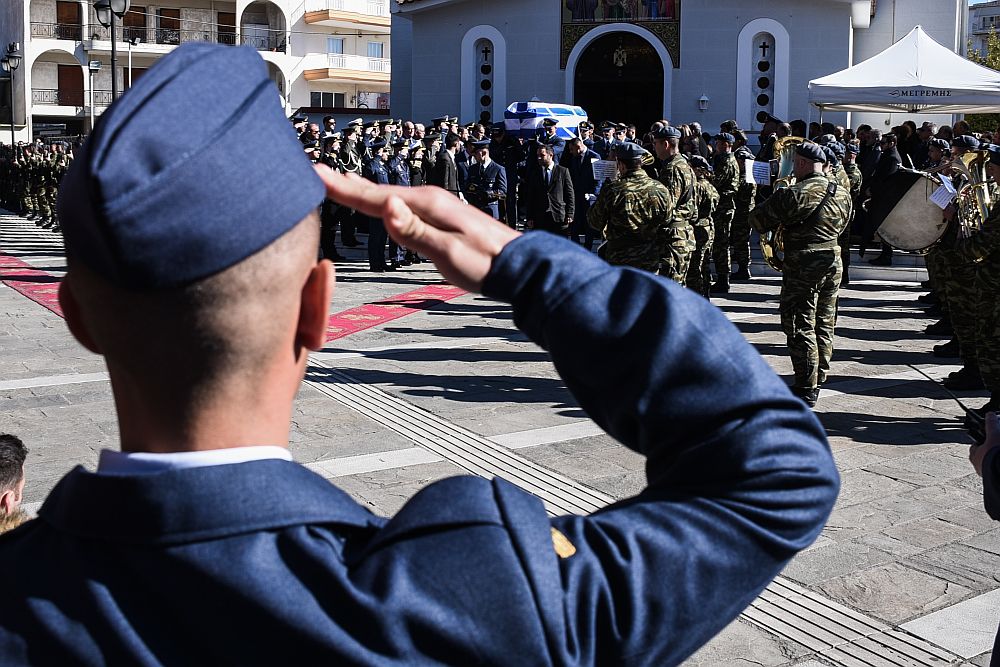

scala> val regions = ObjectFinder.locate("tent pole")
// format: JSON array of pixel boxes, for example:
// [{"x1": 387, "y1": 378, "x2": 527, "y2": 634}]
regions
[
  {"x1": 819, "y1": 105, "x2": 825, "y2": 128},
  {"x1": 807, "y1": 105, "x2": 812, "y2": 134}
]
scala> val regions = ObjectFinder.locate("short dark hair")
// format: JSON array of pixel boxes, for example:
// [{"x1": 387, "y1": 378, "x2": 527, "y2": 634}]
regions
[
  {"x1": 322, "y1": 116, "x2": 334, "y2": 124},
  {"x1": 0, "y1": 435, "x2": 27, "y2": 492},
  {"x1": 537, "y1": 144, "x2": 554, "y2": 156},
  {"x1": 445, "y1": 133, "x2": 462, "y2": 150}
]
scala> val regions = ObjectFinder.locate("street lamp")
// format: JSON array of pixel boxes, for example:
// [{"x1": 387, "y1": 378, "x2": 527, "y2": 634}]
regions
[
  {"x1": 127, "y1": 36, "x2": 141, "y2": 88},
  {"x1": 0, "y1": 43, "x2": 22, "y2": 147},
  {"x1": 93, "y1": 0, "x2": 130, "y2": 102}
]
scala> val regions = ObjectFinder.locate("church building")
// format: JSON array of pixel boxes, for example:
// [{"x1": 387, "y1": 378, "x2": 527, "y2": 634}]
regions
[{"x1": 390, "y1": 0, "x2": 969, "y2": 143}]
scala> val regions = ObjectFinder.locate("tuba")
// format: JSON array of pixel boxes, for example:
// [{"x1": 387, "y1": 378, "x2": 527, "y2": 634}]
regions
[
  {"x1": 757, "y1": 136, "x2": 806, "y2": 271},
  {"x1": 951, "y1": 150, "x2": 992, "y2": 238}
]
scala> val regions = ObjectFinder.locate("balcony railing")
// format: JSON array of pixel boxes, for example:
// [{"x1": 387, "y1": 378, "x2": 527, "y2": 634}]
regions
[
  {"x1": 305, "y1": 0, "x2": 389, "y2": 17},
  {"x1": 241, "y1": 29, "x2": 287, "y2": 52},
  {"x1": 327, "y1": 53, "x2": 390, "y2": 73},
  {"x1": 31, "y1": 22, "x2": 83, "y2": 40},
  {"x1": 32, "y1": 89, "x2": 123, "y2": 108},
  {"x1": 85, "y1": 23, "x2": 237, "y2": 47}
]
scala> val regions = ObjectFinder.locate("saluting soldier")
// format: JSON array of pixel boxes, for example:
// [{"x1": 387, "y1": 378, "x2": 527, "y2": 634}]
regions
[
  {"x1": 363, "y1": 138, "x2": 392, "y2": 272},
  {"x1": 651, "y1": 125, "x2": 695, "y2": 285},
  {"x1": 687, "y1": 155, "x2": 719, "y2": 298},
  {"x1": 710, "y1": 132, "x2": 741, "y2": 293},
  {"x1": 588, "y1": 142, "x2": 676, "y2": 274},
  {"x1": 750, "y1": 143, "x2": 852, "y2": 407}
]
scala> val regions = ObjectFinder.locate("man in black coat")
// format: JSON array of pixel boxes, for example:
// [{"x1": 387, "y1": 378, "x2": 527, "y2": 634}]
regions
[
  {"x1": 430, "y1": 133, "x2": 462, "y2": 198},
  {"x1": 865, "y1": 132, "x2": 901, "y2": 265},
  {"x1": 560, "y1": 137, "x2": 599, "y2": 245},
  {"x1": 525, "y1": 143, "x2": 575, "y2": 236}
]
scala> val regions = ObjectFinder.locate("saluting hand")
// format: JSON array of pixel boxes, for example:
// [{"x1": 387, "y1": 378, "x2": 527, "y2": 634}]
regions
[{"x1": 316, "y1": 166, "x2": 520, "y2": 292}]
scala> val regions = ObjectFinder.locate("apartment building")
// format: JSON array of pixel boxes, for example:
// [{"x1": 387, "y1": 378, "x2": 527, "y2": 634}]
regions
[
  {"x1": 970, "y1": 0, "x2": 1000, "y2": 55},
  {"x1": 0, "y1": 0, "x2": 391, "y2": 141}
]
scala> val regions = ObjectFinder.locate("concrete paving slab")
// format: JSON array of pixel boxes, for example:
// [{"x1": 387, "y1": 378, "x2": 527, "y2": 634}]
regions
[
  {"x1": 902, "y1": 588, "x2": 1000, "y2": 659},
  {"x1": 682, "y1": 617, "x2": 811, "y2": 666}
]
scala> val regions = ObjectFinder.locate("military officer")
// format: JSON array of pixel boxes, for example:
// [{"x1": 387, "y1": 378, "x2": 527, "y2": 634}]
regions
[
  {"x1": 710, "y1": 132, "x2": 741, "y2": 293},
  {"x1": 537, "y1": 118, "x2": 566, "y2": 164},
  {"x1": 593, "y1": 121, "x2": 617, "y2": 159},
  {"x1": 363, "y1": 138, "x2": 392, "y2": 271},
  {"x1": 651, "y1": 125, "x2": 695, "y2": 285},
  {"x1": 688, "y1": 155, "x2": 719, "y2": 298},
  {"x1": 588, "y1": 142, "x2": 676, "y2": 274},
  {"x1": 465, "y1": 139, "x2": 507, "y2": 219},
  {"x1": 730, "y1": 132, "x2": 757, "y2": 282},
  {"x1": 750, "y1": 143, "x2": 852, "y2": 407}
]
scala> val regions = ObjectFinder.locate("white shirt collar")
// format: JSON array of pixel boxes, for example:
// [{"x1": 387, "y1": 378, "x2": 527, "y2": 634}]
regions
[{"x1": 97, "y1": 446, "x2": 292, "y2": 476}]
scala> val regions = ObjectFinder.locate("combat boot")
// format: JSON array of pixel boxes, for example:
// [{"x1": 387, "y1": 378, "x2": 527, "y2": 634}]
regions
[
  {"x1": 925, "y1": 319, "x2": 953, "y2": 336},
  {"x1": 730, "y1": 266, "x2": 751, "y2": 281},
  {"x1": 932, "y1": 338, "x2": 960, "y2": 358},
  {"x1": 917, "y1": 292, "x2": 938, "y2": 305},
  {"x1": 943, "y1": 365, "x2": 985, "y2": 390},
  {"x1": 792, "y1": 387, "x2": 820, "y2": 408},
  {"x1": 710, "y1": 280, "x2": 730, "y2": 294}
]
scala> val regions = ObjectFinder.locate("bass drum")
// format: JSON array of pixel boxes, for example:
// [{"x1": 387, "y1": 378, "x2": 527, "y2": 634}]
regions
[{"x1": 875, "y1": 171, "x2": 948, "y2": 252}]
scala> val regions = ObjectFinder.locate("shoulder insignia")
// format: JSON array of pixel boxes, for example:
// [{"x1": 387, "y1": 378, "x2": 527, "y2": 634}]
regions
[{"x1": 550, "y1": 527, "x2": 577, "y2": 559}]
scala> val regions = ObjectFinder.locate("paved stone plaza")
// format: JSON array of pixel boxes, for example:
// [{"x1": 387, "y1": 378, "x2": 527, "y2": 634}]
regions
[{"x1": 0, "y1": 212, "x2": 996, "y2": 666}]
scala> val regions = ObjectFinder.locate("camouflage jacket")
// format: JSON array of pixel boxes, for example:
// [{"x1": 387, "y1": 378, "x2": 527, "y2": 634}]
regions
[
  {"x1": 829, "y1": 164, "x2": 852, "y2": 196},
  {"x1": 749, "y1": 172, "x2": 852, "y2": 251},
  {"x1": 657, "y1": 154, "x2": 696, "y2": 228},
  {"x1": 843, "y1": 162, "x2": 862, "y2": 200},
  {"x1": 589, "y1": 168, "x2": 676, "y2": 270},
  {"x1": 712, "y1": 152, "x2": 740, "y2": 212},
  {"x1": 693, "y1": 176, "x2": 719, "y2": 227},
  {"x1": 955, "y1": 199, "x2": 1000, "y2": 287}
]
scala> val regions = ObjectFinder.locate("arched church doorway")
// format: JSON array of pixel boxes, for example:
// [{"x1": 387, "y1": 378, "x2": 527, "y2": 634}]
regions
[{"x1": 573, "y1": 32, "x2": 663, "y2": 131}]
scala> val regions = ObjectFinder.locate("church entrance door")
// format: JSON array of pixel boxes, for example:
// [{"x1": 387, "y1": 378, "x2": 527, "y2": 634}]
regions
[{"x1": 573, "y1": 32, "x2": 664, "y2": 132}]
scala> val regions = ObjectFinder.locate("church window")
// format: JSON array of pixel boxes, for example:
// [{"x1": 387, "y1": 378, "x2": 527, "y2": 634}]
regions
[
  {"x1": 751, "y1": 33, "x2": 775, "y2": 126},
  {"x1": 474, "y1": 39, "x2": 495, "y2": 122}
]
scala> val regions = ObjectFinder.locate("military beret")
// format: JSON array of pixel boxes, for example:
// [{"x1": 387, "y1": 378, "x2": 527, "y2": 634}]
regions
[
  {"x1": 614, "y1": 142, "x2": 649, "y2": 161},
  {"x1": 821, "y1": 145, "x2": 838, "y2": 163},
  {"x1": 796, "y1": 142, "x2": 827, "y2": 163},
  {"x1": 816, "y1": 134, "x2": 837, "y2": 146},
  {"x1": 928, "y1": 138, "x2": 949, "y2": 151},
  {"x1": 652, "y1": 126, "x2": 682, "y2": 140},
  {"x1": 689, "y1": 155, "x2": 712, "y2": 172},
  {"x1": 470, "y1": 139, "x2": 491, "y2": 148},
  {"x1": 713, "y1": 132, "x2": 735, "y2": 144},
  {"x1": 56, "y1": 43, "x2": 324, "y2": 290},
  {"x1": 829, "y1": 142, "x2": 846, "y2": 159},
  {"x1": 542, "y1": 118, "x2": 559, "y2": 127},
  {"x1": 720, "y1": 120, "x2": 739, "y2": 132},
  {"x1": 734, "y1": 146, "x2": 754, "y2": 161},
  {"x1": 952, "y1": 135, "x2": 980, "y2": 150},
  {"x1": 846, "y1": 142, "x2": 861, "y2": 155},
  {"x1": 988, "y1": 145, "x2": 1000, "y2": 167},
  {"x1": 759, "y1": 112, "x2": 784, "y2": 125}
]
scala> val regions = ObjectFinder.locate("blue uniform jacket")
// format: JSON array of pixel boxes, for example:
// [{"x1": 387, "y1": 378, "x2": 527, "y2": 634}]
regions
[
  {"x1": 0, "y1": 234, "x2": 838, "y2": 666},
  {"x1": 466, "y1": 160, "x2": 508, "y2": 219},
  {"x1": 387, "y1": 154, "x2": 411, "y2": 187},
  {"x1": 363, "y1": 156, "x2": 390, "y2": 185}
]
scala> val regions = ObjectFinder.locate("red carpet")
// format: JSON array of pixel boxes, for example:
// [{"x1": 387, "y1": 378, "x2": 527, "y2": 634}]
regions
[{"x1": 0, "y1": 255, "x2": 64, "y2": 318}]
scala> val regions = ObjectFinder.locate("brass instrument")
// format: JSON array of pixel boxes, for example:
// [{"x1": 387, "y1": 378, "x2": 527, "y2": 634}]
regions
[
  {"x1": 757, "y1": 136, "x2": 806, "y2": 271},
  {"x1": 951, "y1": 150, "x2": 992, "y2": 237}
]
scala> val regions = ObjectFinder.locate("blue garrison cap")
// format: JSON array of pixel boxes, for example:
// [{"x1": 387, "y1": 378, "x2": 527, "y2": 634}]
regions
[
  {"x1": 57, "y1": 43, "x2": 324, "y2": 290},
  {"x1": 614, "y1": 142, "x2": 649, "y2": 161},
  {"x1": 952, "y1": 135, "x2": 980, "y2": 150},
  {"x1": 653, "y1": 126, "x2": 682, "y2": 140},
  {"x1": 796, "y1": 143, "x2": 827, "y2": 163}
]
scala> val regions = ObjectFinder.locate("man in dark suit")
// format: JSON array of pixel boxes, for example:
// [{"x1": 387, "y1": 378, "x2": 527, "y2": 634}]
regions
[
  {"x1": 525, "y1": 144, "x2": 575, "y2": 236},
  {"x1": 0, "y1": 43, "x2": 839, "y2": 667},
  {"x1": 429, "y1": 133, "x2": 461, "y2": 198},
  {"x1": 561, "y1": 136, "x2": 600, "y2": 247},
  {"x1": 465, "y1": 139, "x2": 507, "y2": 219}
]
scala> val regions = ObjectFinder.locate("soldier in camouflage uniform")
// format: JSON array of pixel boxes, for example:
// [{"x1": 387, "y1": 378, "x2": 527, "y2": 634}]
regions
[
  {"x1": 687, "y1": 155, "x2": 719, "y2": 298},
  {"x1": 730, "y1": 133, "x2": 757, "y2": 281},
  {"x1": 953, "y1": 145, "x2": 1000, "y2": 417},
  {"x1": 750, "y1": 143, "x2": 852, "y2": 407},
  {"x1": 589, "y1": 142, "x2": 676, "y2": 275},
  {"x1": 709, "y1": 132, "x2": 741, "y2": 293},
  {"x1": 840, "y1": 143, "x2": 863, "y2": 286},
  {"x1": 651, "y1": 125, "x2": 695, "y2": 284}
]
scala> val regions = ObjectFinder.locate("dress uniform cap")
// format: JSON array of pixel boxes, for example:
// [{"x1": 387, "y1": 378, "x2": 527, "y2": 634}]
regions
[
  {"x1": 614, "y1": 142, "x2": 649, "y2": 161},
  {"x1": 422, "y1": 133, "x2": 441, "y2": 144},
  {"x1": 795, "y1": 142, "x2": 827, "y2": 163},
  {"x1": 391, "y1": 138, "x2": 408, "y2": 149},
  {"x1": 347, "y1": 118, "x2": 363, "y2": 127},
  {"x1": 430, "y1": 116, "x2": 448, "y2": 124},
  {"x1": 652, "y1": 126, "x2": 682, "y2": 140},
  {"x1": 952, "y1": 135, "x2": 980, "y2": 150},
  {"x1": 542, "y1": 118, "x2": 559, "y2": 127},
  {"x1": 447, "y1": 116, "x2": 458, "y2": 124},
  {"x1": 292, "y1": 114, "x2": 308, "y2": 123},
  {"x1": 56, "y1": 43, "x2": 324, "y2": 290},
  {"x1": 369, "y1": 138, "x2": 387, "y2": 150},
  {"x1": 578, "y1": 121, "x2": 592, "y2": 130},
  {"x1": 599, "y1": 121, "x2": 615, "y2": 130},
  {"x1": 303, "y1": 140, "x2": 320, "y2": 150},
  {"x1": 470, "y1": 139, "x2": 491, "y2": 149},
  {"x1": 713, "y1": 132, "x2": 735, "y2": 144}
]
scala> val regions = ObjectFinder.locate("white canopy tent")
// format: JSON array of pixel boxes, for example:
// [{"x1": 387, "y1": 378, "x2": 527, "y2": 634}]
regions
[{"x1": 808, "y1": 26, "x2": 1000, "y2": 115}]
